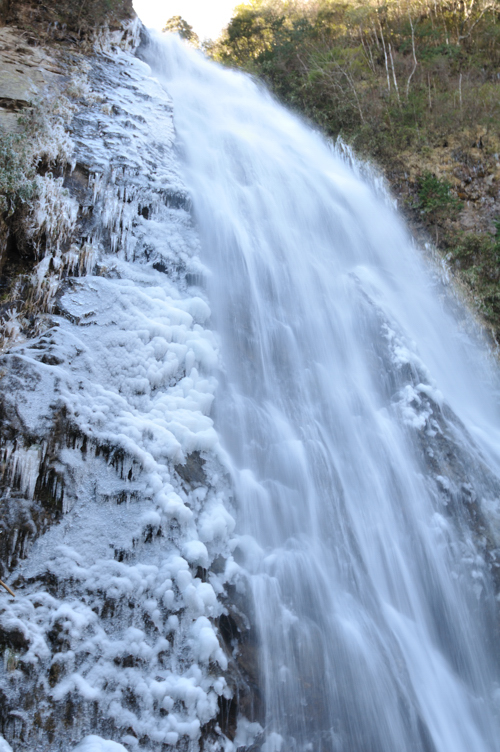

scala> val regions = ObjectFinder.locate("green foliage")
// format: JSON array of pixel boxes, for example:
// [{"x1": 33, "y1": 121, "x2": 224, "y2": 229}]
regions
[
  {"x1": 453, "y1": 223, "x2": 500, "y2": 267},
  {"x1": 448, "y1": 225, "x2": 500, "y2": 323},
  {"x1": 0, "y1": 134, "x2": 37, "y2": 216},
  {"x1": 12, "y1": 0, "x2": 137, "y2": 32},
  {"x1": 209, "y1": 0, "x2": 500, "y2": 337},
  {"x1": 419, "y1": 43, "x2": 461, "y2": 62},
  {"x1": 71, "y1": 0, "x2": 133, "y2": 27},
  {"x1": 418, "y1": 172, "x2": 460, "y2": 218},
  {"x1": 163, "y1": 15, "x2": 199, "y2": 46},
  {"x1": 210, "y1": 0, "x2": 500, "y2": 157}
]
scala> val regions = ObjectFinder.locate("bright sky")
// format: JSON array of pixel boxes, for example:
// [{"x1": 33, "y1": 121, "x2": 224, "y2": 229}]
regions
[{"x1": 132, "y1": 0, "x2": 238, "y2": 41}]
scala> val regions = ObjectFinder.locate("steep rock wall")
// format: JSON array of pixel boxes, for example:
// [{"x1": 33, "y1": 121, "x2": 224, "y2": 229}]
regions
[
  {"x1": 0, "y1": 18, "x2": 259, "y2": 752},
  {"x1": 1, "y1": 8, "x2": 500, "y2": 752},
  {"x1": 0, "y1": 0, "x2": 135, "y2": 43}
]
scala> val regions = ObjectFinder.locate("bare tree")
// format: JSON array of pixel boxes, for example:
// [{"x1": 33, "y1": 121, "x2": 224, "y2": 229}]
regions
[{"x1": 406, "y1": 11, "x2": 418, "y2": 99}]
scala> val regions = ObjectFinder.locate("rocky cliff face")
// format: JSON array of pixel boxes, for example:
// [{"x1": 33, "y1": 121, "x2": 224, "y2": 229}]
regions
[
  {"x1": 0, "y1": 0, "x2": 135, "y2": 43},
  {"x1": 0, "y1": 7, "x2": 259, "y2": 752},
  {"x1": 1, "y1": 5, "x2": 500, "y2": 752},
  {"x1": 385, "y1": 141, "x2": 500, "y2": 345}
]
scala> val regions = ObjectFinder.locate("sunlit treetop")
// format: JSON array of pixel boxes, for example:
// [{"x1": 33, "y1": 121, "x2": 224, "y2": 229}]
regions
[{"x1": 163, "y1": 15, "x2": 200, "y2": 46}]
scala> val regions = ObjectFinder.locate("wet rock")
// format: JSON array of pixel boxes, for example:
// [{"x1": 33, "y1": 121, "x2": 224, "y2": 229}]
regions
[
  {"x1": 0, "y1": 623, "x2": 29, "y2": 651},
  {"x1": 217, "y1": 591, "x2": 264, "y2": 731},
  {"x1": 0, "y1": 14, "x2": 258, "y2": 752},
  {"x1": 0, "y1": 28, "x2": 64, "y2": 134},
  {"x1": 2, "y1": 0, "x2": 135, "y2": 43},
  {"x1": 176, "y1": 451, "x2": 207, "y2": 486}
]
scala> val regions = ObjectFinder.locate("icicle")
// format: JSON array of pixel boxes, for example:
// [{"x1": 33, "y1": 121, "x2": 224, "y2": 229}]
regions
[{"x1": 10, "y1": 444, "x2": 44, "y2": 499}]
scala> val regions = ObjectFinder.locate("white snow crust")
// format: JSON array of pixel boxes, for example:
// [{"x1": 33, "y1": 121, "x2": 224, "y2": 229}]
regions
[
  {"x1": 0, "y1": 48, "x2": 240, "y2": 751},
  {"x1": 72, "y1": 736, "x2": 129, "y2": 752},
  {"x1": 0, "y1": 737, "x2": 13, "y2": 752}
]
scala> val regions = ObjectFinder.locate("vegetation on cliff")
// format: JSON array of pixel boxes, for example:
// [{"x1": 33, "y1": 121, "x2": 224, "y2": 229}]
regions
[
  {"x1": 209, "y1": 0, "x2": 500, "y2": 340},
  {"x1": 163, "y1": 15, "x2": 200, "y2": 46},
  {"x1": 0, "y1": 0, "x2": 135, "y2": 41},
  {"x1": 0, "y1": 0, "x2": 137, "y2": 349}
]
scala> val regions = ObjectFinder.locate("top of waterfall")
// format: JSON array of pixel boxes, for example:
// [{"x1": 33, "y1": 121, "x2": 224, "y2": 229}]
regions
[{"x1": 133, "y1": 0, "x2": 235, "y2": 41}]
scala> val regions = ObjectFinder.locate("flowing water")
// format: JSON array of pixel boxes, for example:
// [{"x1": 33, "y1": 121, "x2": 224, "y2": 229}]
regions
[{"x1": 143, "y1": 35, "x2": 500, "y2": 752}]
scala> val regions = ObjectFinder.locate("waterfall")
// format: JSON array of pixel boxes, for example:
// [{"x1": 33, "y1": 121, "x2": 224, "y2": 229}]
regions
[{"x1": 142, "y1": 35, "x2": 500, "y2": 752}]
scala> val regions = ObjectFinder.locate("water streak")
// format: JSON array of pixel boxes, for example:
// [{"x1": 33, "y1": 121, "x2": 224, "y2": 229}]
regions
[{"x1": 145, "y1": 35, "x2": 500, "y2": 752}]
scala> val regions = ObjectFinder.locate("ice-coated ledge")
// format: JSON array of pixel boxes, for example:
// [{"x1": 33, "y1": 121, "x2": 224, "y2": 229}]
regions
[
  {"x1": 72, "y1": 736, "x2": 129, "y2": 752},
  {"x1": 0, "y1": 43, "x2": 242, "y2": 752}
]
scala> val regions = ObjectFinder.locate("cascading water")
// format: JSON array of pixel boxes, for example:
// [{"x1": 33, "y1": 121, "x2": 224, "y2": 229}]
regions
[{"x1": 141, "y1": 35, "x2": 500, "y2": 752}]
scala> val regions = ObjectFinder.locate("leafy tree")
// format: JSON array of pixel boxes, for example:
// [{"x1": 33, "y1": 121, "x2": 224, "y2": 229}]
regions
[
  {"x1": 163, "y1": 15, "x2": 199, "y2": 46},
  {"x1": 417, "y1": 172, "x2": 460, "y2": 219}
]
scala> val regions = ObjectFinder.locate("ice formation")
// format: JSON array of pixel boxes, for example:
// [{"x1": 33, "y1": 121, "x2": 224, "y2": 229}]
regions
[
  {"x1": 1, "y1": 18, "x2": 500, "y2": 752},
  {"x1": 72, "y1": 736, "x2": 129, "y2": 752},
  {"x1": 0, "y1": 43, "x2": 240, "y2": 752}
]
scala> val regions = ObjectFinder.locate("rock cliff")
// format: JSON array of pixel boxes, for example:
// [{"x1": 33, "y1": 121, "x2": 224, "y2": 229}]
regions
[
  {"x1": 0, "y1": 4, "x2": 259, "y2": 751},
  {"x1": 1, "y1": 4, "x2": 500, "y2": 752}
]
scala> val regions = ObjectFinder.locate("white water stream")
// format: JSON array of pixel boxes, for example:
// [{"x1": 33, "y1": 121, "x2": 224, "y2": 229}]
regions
[{"x1": 142, "y1": 36, "x2": 500, "y2": 752}]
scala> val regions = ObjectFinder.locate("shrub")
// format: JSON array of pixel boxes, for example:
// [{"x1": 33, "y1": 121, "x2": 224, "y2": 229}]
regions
[
  {"x1": 0, "y1": 134, "x2": 37, "y2": 216},
  {"x1": 417, "y1": 172, "x2": 461, "y2": 218}
]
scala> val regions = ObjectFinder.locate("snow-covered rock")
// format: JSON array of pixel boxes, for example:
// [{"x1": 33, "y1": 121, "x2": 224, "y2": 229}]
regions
[{"x1": 0, "y1": 35, "x2": 249, "y2": 752}]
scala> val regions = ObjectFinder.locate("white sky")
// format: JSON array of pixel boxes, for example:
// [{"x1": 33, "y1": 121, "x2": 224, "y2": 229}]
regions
[{"x1": 132, "y1": 0, "x2": 238, "y2": 41}]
